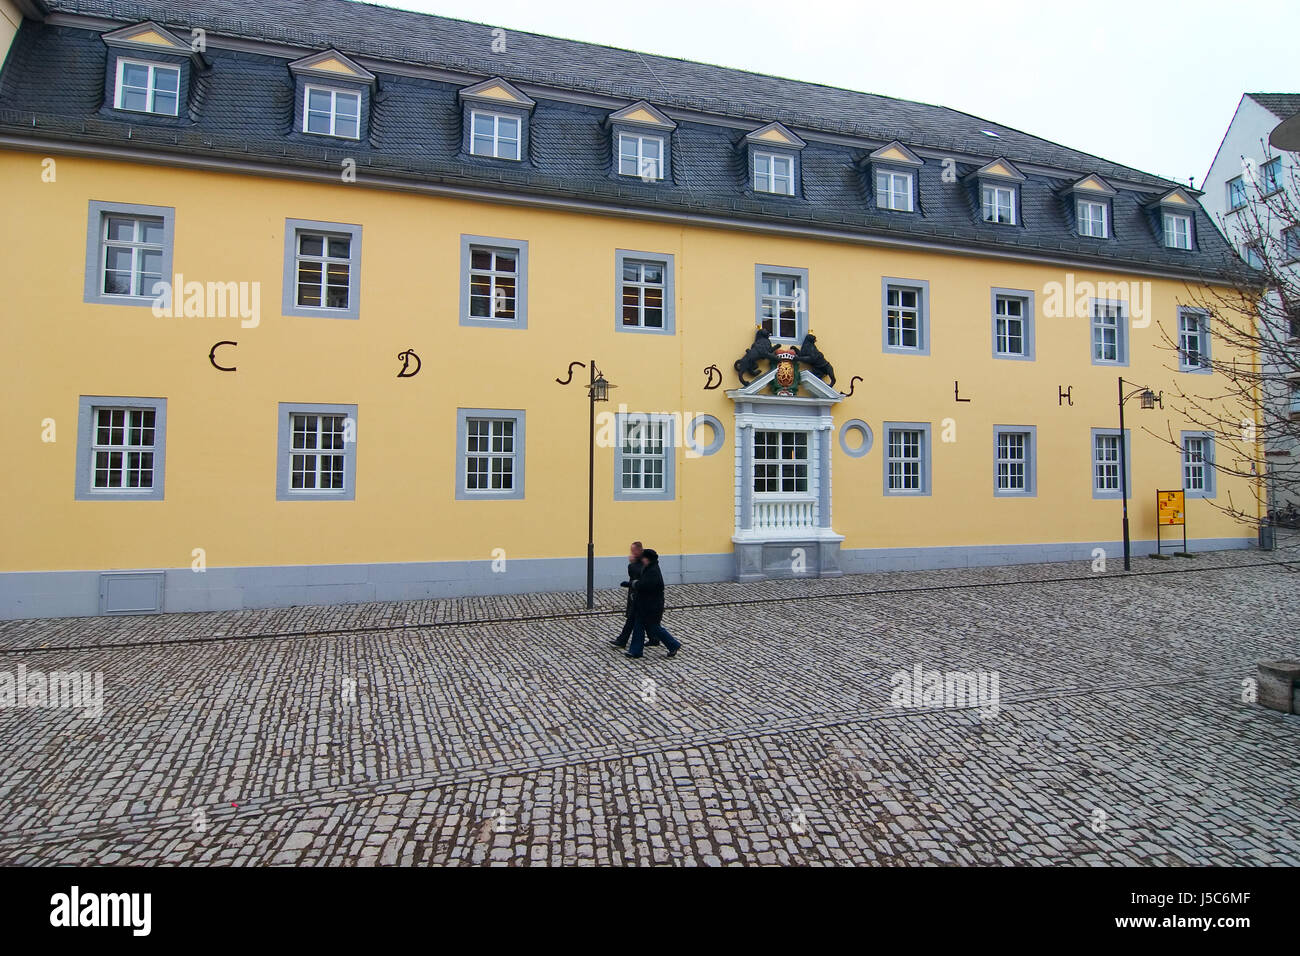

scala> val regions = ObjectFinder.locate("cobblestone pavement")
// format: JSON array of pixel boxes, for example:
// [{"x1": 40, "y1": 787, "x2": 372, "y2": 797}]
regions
[{"x1": 0, "y1": 549, "x2": 1297, "y2": 865}]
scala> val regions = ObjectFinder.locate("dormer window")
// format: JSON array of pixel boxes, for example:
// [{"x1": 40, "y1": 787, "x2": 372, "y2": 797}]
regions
[
  {"x1": 115, "y1": 59, "x2": 180, "y2": 116},
  {"x1": 1164, "y1": 212, "x2": 1192, "y2": 249},
  {"x1": 303, "y1": 85, "x2": 360, "y2": 139},
  {"x1": 288, "y1": 50, "x2": 375, "y2": 143},
  {"x1": 458, "y1": 77, "x2": 535, "y2": 164},
  {"x1": 982, "y1": 184, "x2": 1015, "y2": 224},
  {"x1": 754, "y1": 151, "x2": 794, "y2": 195},
  {"x1": 1077, "y1": 199, "x2": 1108, "y2": 237},
  {"x1": 868, "y1": 142, "x2": 922, "y2": 213},
  {"x1": 744, "y1": 122, "x2": 804, "y2": 198},
  {"x1": 608, "y1": 101, "x2": 675, "y2": 183},
  {"x1": 102, "y1": 22, "x2": 196, "y2": 121},
  {"x1": 470, "y1": 110, "x2": 521, "y2": 160}
]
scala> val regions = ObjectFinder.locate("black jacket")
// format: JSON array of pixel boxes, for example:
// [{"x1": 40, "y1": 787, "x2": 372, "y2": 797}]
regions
[
  {"x1": 631, "y1": 551, "x2": 665, "y2": 620},
  {"x1": 623, "y1": 559, "x2": 642, "y2": 610}
]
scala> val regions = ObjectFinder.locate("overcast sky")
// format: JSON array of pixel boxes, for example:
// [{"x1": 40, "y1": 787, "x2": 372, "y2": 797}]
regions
[{"x1": 371, "y1": 0, "x2": 1296, "y2": 189}]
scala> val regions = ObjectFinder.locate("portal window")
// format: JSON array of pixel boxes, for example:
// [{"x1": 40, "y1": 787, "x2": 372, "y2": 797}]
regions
[
  {"x1": 753, "y1": 430, "x2": 808, "y2": 494},
  {"x1": 114, "y1": 59, "x2": 180, "y2": 116}
]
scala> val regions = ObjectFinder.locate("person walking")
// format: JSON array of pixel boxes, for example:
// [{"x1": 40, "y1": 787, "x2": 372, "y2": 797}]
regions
[
  {"x1": 610, "y1": 540, "x2": 644, "y2": 649},
  {"x1": 625, "y1": 548, "x2": 681, "y2": 659}
]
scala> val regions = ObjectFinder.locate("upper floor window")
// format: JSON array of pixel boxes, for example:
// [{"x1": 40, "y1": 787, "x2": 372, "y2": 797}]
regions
[
  {"x1": 618, "y1": 253, "x2": 672, "y2": 332},
  {"x1": 100, "y1": 214, "x2": 165, "y2": 298},
  {"x1": 1245, "y1": 243, "x2": 1264, "y2": 269},
  {"x1": 982, "y1": 184, "x2": 1016, "y2": 224},
  {"x1": 1077, "y1": 199, "x2": 1108, "y2": 238},
  {"x1": 1227, "y1": 175, "x2": 1247, "y2": 210},
  {"x1": 757, "y1": 269, "x2": 804, "y2": 341},
  {"x1": 282, "y1": 219, "x2": 363, "y2": 320},
  {"x1": 114, "y1": 59, "x2": 180, "y2": 116},
  {"x1": 459, "y1": 235, "x2": 528, "y2": 329},
  {"x1": 882, "y1": 278, "x2": 930, "y2": 355},
  {"x1": 471, "y1": 110, "x2": 521, "y2": 160},
  {"x1": 753, "y1": 151, "x2": 794, "y2": 195},
  {"x1": 1291, "y1": 381, "x2": 1300, "y2": 416},
  {"x1": 1178, "y1": 308, "x2": 1211, "y2": 372},
  {"x1": 619, "y1": 133, "x2": 664, "y2": 180},
  {"x1": 1091, "y1": 300, "x2": 1128, "y2": 365},
  {"x1": 1283, "y1": 226, "x2": 1300, "y2": 261},
  {"x1": 303, "y1": 85, "x2": 360, "y2": 139},
  {"x1": 1163, "y1": 212, "x2": 1192, "y2": 250},
  {"x1": 1260, "y1": 157, "x2": 1283, "y2": 196},
  {"x1": 993, "y1": 292, "x2": 1030, "y2": 358},
  {"x1": 876, "y1": 170, "x2": 914, "y2": 211}
]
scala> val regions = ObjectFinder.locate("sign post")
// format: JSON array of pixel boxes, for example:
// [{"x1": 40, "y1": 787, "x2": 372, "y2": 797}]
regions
[{"x1": 1155, "y1": 490, "x2": 1191, "y2": 558}]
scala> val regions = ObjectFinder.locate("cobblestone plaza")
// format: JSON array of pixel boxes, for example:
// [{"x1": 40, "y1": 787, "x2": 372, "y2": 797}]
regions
[{"x1": 0, "y1": 550, "x2": 1297, "y2": 866}]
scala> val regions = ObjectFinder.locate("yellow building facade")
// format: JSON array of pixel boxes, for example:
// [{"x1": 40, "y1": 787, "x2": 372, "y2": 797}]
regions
[{"x1": 0, "y1": 1, "x2": 1260, "y2": 617}]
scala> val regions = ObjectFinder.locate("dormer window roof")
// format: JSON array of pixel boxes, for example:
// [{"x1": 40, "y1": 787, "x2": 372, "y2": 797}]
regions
[
  {"x1": 458, "y1": 77, "x2": 535, "y2": 162},
  {"x1": 868, "y1": 141, "x2": 922, "y2": 213},
  {"x1": 968, "y1": 158, "x2": 1025, "y2": 225},
  {"x1": 288, "y1": 49, "x2": 376, "y2": 87},
  {"x1": 608, "y1": 100, "x2": 675, "y2": 182},
  {"x1": 745, "y1": 122, "x2": 804, "y2": 197}
]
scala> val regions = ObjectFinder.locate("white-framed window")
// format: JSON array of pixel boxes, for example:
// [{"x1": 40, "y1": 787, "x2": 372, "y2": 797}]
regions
[
  {"x1": 994, "y1": 429, "x2": 1034, "y2": 495},
  {"x1": 1183, "y1": 436, "x2": 1207, "y2": 493},
  {"x1": 994, "y1": 294, "x2": 1026, "y2": 356},
  {"x1": 1093, "y1": 432, "x2": 1122, "y2": 494},
  {"x1": 1077, "y1": 199, "x2": 1108, "y2": 238},
  {"x1": 1163, "y1": 212, "x2": 1192, "y2": 250},
  {"x1": 981, "y1": 184, "x2": 1016, "y2": 224},
  {"x1": 75, "y1": 396, "x2": 168, "y2": 501},
  {"x1": 618, "y1": 132, "x2": 664, "y2": 180},
  {"x1": 886, "y1": 286, "x2": 921, "y2": 349},
  {"x1": 885, "y1": 427, "x2": 926, "y2": 493},
  {"x1": 1290, "y1": 381, "x2": 1300, "y2": 416},
  {"x1": 114, "y1": 58, "x2": 180, "y2": 116},
  {"x1": 619, "y1": 417, "x2": 667, "y2": 492},
  {"x1": 1178, "y1": 308, "x2": 1210, "y2": 371},
  {"x1": 465, "y1": 418, "x2": 517, "y2": 492},
  {"x1": 470, "y1": 110, "x2": 521, "y2": 160},
  {"x1": 289, "y1": 412, "x2": 347, "y2": 492},
  {"x1": 875, "y1": 170, "x2": 913, "y2": 211},
  {"x1": 468, "y1": 246, "x2": 519, "y2": 321},
  {"x1": 294, "y1": 231, "x2": 352, "y2": 310},
  {"x1": 1091, "y1": 300, "x2": 1127, "y2": 364},
  {"x1": 753, "y1": 430, "x2": 809, "y2": 494},
  {"x1": 1227, "y1": 175, "x2": 1247, "y2": 210},
  {"x1": 99, "y1": 214, "x2": 165, "y2": 298},
  {"x1": 1245, "y1": 244, "x2": 1264, "y2": 269},
  {"x1": 303, "y1": 85, "x2": 360, "y2": 139},
  {"x1": 758, "y1": 271, "x2": 803, "y2": 341},
  {"x1": 1284, "y1": 226, "x2": 1300, "y2": 261},
  {"x1": 753, "y1": 151, "x2": 794, "y2": 195},
  {"x1": 620, "y1": 257, "x2": 666, "y2": 330},
  {"x1": 1260, "y1": 157, "x2": 1283, "y2": 196},
  {"x1": 90, "y1": 406, "x2": 158, "y2": 492}
]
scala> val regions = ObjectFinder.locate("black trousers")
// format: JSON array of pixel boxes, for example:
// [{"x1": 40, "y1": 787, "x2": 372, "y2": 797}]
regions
[
  {"x1": 628, "y1": 611, "x2": 679, "y2": 656},
  {"x1": 614, "y1": 601, "x2": 659, "y2": 646}
]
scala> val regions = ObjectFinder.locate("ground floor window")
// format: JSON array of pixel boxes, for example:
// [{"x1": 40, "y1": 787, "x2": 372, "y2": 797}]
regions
[
  {"x1": 753, "y1": 430, "x2": 808, "y2": 493},
  {"x1": 620, "y1": 417, "x2": 667, "y2": 492}
]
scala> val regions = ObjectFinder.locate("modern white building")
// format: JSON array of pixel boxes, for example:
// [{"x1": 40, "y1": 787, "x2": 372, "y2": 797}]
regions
[{"x1": 1203, "y1": 93, "x2": 1300, "y2": 511}]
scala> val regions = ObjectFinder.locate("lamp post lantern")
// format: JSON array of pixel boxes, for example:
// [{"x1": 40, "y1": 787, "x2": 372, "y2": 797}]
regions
[{"x1": 1117, "y1": 377, "x2": 1162, "y2": 571}]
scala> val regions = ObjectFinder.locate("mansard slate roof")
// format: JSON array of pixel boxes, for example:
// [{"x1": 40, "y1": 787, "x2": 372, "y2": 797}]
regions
[{"x1": 0, "y1": 0, "x2": 1242, "y2": 279}]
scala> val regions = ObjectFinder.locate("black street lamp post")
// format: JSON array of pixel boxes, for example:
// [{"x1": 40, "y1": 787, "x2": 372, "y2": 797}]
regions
[
  {"x1": 585, "y1": 361, "x2": 613, "y2": 609},
  {"x1": 1117, "y1": 376, "x2": 1161, "y2": 571}
]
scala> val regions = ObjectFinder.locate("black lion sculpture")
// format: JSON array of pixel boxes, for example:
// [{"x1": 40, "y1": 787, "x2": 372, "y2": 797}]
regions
[
  {"x1": 797, "y1": 333, "x2": 835, "y2": 387},
  {"x1": 734, "y1": 327, "x2": 777, "y2": 385}
]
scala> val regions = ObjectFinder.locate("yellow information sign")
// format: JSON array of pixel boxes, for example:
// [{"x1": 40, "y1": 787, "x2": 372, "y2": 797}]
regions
[{"x1": 1157, "y1": 490, "x2": 1185, "y2": 526}]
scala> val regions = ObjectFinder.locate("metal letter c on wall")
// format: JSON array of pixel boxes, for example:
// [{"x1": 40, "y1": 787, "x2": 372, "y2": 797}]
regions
[{"x1": 209, "y1": 340, "x2": 237, "y2": 372}]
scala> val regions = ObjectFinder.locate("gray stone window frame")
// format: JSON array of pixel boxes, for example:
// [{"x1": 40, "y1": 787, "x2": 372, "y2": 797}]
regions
[
  {"x1": 83, "y1": 200, "x2": 176, "y2": 307},
  {"x1": 881, "y1": 277, "x2": 931, "y2": 356},
  {"x1": 838, "y1": 419, "x2": 873, "y2": 458},
  {"x1": 282, "y1": 219, "x2": 363, "y2": 320},
  {"x1": 276, "y1": 402, "x2": 358, "y2": 501},
  {"x1": 75, "y1": 395, "x2": 168, "y2": 501},
  {"x1": 459, "y1": 234, "x2": 529, "y2": 330},
  {"x1": 992, "y1": 424, "x2": 1037, "y2": 497},
  {"x1": 990, "y1": 287, "x2": 1035, "y2": 361},
  {"x1": 755, "y1": 264, "x2": 809, "y2": 344},
  {"x1": 1181, "y1": 430, "x2": 1217, "y2": 499},
  {"x1": 882, "y1": 421, "x2": 932, "y2": 496},
  {"x1": 615, "y1": 249, "x2": 675, "y2": 335},
  {"x1": 1089, "y1": 297, "x2": 1130, "y2": 367},
  {"x1": 456, "y1": 408, "x2": 526, "y2": 500},
  {"x1": 1090, "y1": 427, "x2": 1131, "y2": 500},
  {"x1": 685, "y1": 414, "x2": 725, "y2": 457},
  {"x1": 613, "y1": 412, "x2": 676, "y2": 502},
  {"x1": 1177, "y1": 307, "x2": 1213, "y2": 374}
]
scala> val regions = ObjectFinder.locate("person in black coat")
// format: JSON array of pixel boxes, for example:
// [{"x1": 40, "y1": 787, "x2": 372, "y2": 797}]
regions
[
  {"x1": 610, "y1": 541, "x2": 645, "y2": 648},
  {"x1": 625, "y1": 548, "x2": 681, "y2": 659}
]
